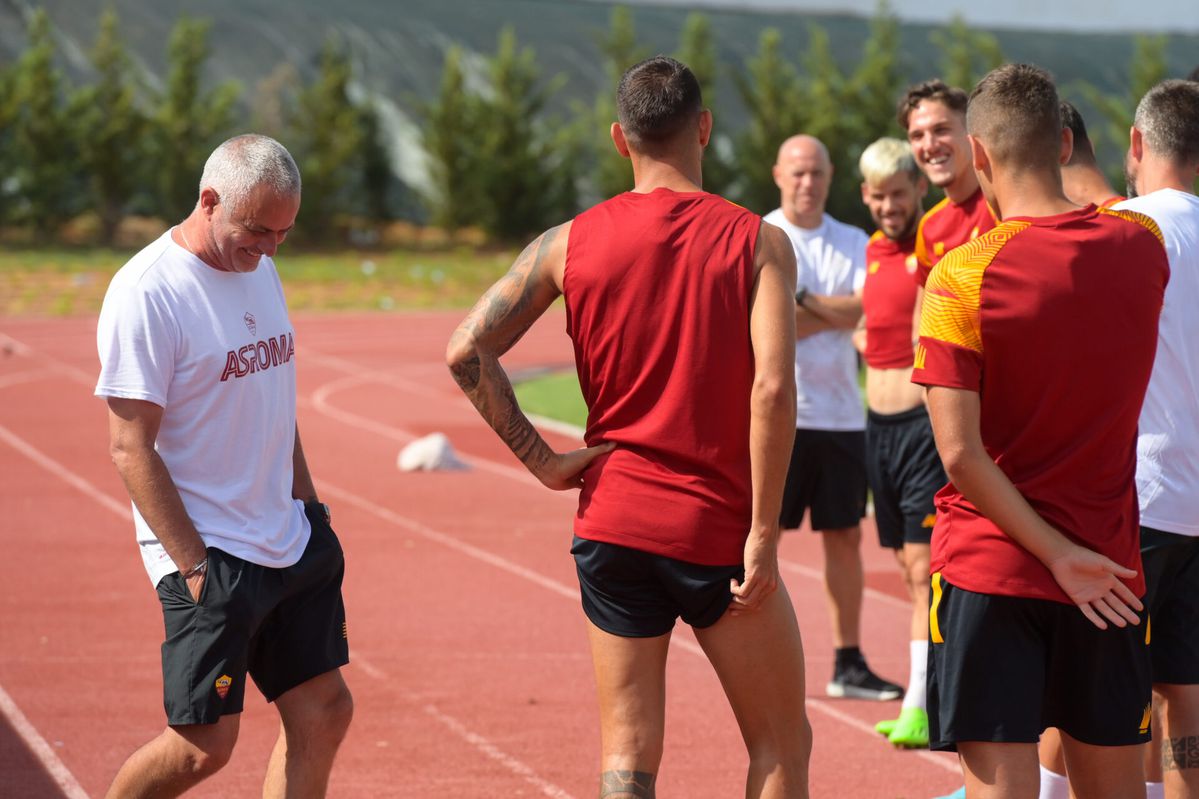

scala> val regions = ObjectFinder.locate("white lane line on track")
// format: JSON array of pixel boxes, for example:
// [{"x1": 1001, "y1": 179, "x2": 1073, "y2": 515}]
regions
[
  {"x1": 350, "y1": 652, "x2": 578, "y2": 799},
  {"x1": 0, "y1": 684, "x2": 90, "y2": 799},
  {"x1": 0, "y1": 424, "x2": 131, "y2": 521}
]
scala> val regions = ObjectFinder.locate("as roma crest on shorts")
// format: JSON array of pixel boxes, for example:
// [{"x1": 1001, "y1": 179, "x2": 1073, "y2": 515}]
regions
[{"x1": 215, "y1": 674, "x2": 233, "y2": 700}]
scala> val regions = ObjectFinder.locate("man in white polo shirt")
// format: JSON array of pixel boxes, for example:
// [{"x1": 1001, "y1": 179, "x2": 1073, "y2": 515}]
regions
[
  {"x1": 96, "y1": 134, "x2": 352, "y2": 798},
  {"x1": 1116, "y1": 78, "x2": 1199, "y2": 799},
  {"x1": 765, "y1": 134, "x2": 902, "y2": 701}
]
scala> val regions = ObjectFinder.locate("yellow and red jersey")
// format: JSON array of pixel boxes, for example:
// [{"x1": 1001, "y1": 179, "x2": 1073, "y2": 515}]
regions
[
  {"x1": 914, "y1": 188, "x2": 997, "y2": 287},
  {"x1": 913, "y1": 205, "x2": 1167, "y2": 603}
]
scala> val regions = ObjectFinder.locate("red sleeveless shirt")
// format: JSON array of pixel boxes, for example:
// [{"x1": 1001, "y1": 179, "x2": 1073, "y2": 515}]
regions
[{"x1": 564, "y1": 189, "x2": 761, "y2": 566}]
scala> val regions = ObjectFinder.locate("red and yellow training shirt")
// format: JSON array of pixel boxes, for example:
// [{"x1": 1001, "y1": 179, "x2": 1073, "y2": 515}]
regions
[
  {"x1": 914, "y1": 188, "x2": 997, "y2": 287},
  {"x1": 862, "y1": 231, "x2": 920, "y2": 369},
  {"x1": 912, "y1": 205, "x2": 1168, "y2": 603}
]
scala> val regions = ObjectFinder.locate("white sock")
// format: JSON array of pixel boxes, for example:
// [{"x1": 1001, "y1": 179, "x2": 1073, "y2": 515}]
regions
[
  {"x1": 902, "y1": 639, "x2": 928, "y2": 710},
  {"x1": 1038, "y1": 764, "x2": 1069, "y2": 799},
  {"x1": 1146, "y1": 782, "x2": 1164, "y2": 799}
]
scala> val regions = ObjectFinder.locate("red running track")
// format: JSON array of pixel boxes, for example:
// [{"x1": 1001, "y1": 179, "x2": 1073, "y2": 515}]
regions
[{"x1": 0, "y1": 312, "x2": 961, "y2": 798}]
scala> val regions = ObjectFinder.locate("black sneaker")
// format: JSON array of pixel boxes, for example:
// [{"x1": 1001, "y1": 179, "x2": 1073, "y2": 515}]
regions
[{"x1": 827, "y1": 661, "x2": 903, "y2": 701}]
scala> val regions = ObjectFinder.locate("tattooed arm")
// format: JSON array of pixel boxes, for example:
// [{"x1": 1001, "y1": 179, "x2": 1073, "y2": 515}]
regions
[{"x1": 446, "y1": 222, "x2": 612, "y2": 490}]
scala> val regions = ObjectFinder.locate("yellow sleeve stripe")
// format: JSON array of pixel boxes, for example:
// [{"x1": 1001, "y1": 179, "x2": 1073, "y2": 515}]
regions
[
  {"x1": 915, "y1": 197, "x2": 951, "y2": 267},
  {"x1": 929, "y1": 572, "x2": 945, "y2": 644},
  {"x1": 918, "y1": 221, "x2": 1029, "y2": 352},
  {"x1": 1096, "y1": 206, "x2": 1166, "y2": 247}
]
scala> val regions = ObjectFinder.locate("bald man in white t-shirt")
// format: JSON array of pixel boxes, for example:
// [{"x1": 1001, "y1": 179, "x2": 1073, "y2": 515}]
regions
[{"x1": 764, "y1": 135, "x2": 902, "y2": 702}]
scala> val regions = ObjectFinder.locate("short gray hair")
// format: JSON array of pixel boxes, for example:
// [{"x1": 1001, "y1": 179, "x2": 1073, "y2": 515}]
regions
[
  {"x1": 859, "y1": 137, "x2": 920, "y2": 185},
  {"x1": 1134, "y1": 79, "x2": 1199, "y2": 166},
  {"x1": 198, "y1": 134, "x2": 301, "y2": 211}
]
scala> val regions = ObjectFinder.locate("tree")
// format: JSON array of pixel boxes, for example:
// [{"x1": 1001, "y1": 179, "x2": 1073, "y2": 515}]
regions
[
  {"x1": 290, "y1": 38, "x2": 362, "y2": 241},
  {"x1": 421, "y1": 45, "x2": 480, "y2": 234},
  {"x1": 474, "y1": 27, "x2": 578, "y2": 242},
  {"x1": 846, "y1": 1, "x2": 905, "y2": 145},
  {"x1": 930, "y1": 14, "x2": 1003, "y2": 92},
  {"x1": 733, "y1": 28, "x2": 804, "y2": 214},
  {"x1": 10, "y1": 9, "x2": 80, "y2": 241},
  {"x1": 592, "y1": 6, "x2": 648, "y2": 200},
  {"x1": 1079, "y1": 33, "x2": 1167, "y2": 186},
  {"x1": 72, "y1": 8, "x2": 146, "y2": 245},
  {"x1": 0, "y1": 60, "x2": 18, "y2": 226},
  {"x1": 154, "y1": 17, "x2": 240, "y2": 221},
  {"x1": 675, "y1": 12, "x2": 732, "y2": 195},
  {"x1": 357, "y1": 99, "x2": 394, "y2": 229}
]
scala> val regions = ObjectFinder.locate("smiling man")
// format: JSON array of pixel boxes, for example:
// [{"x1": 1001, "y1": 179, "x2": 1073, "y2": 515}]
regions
[
  {"x1": 853, "y1": 137, "x2": 945, "y2": 749},
  {"x1": 96, "y1": 134, "x2": 352, "y2": 798},
  {"x1": 899, "y1": 80, "x2": 996, "y2": 287}
]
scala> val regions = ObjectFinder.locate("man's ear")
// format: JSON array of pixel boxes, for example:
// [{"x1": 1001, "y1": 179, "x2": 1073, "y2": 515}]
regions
[
  {"x1": 1060, "y1": 126, "x2": 1074, "y2": 167},
  {"x1": 1129, "y1": 126, "x2": 1144, "y2": 164},
  {"x1": 199, "y1": 187, "x2": 220, "y2": 217},
  {"x1": 611, "y1": 122, "x2": 631, "y2": 159},
  {"x1": 698, "y1": 108, "x2": 712, "y2": 148},
  {"x1": 968, "y1": 134, "x2": 989, "y2": 172}
]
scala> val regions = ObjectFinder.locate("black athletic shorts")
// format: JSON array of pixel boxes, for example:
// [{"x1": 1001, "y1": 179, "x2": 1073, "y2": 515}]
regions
[
  {"x1": 155, "y1": 504, "x2": 349, "y2": 726},
  {"x1": 1141, "y1": 526, "x2": 1199, "y2": 685},
  {"x1": 927, "y1": 573, "x2": 1152, "y2": 751},
  {"x1": 571, "y1": 536, "x2": 744, "y2": 638},
  {"x1": 865, "y1": 406, "x2": 946, "y2": 549},
  {"x1": 779, "y1": 428, "x2": 867, "y2": 531}
]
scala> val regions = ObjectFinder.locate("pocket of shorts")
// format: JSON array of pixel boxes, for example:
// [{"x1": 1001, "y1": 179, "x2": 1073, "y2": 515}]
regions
[{"x1": 173, "y1": 551, "x2": 214, "y2": 607}]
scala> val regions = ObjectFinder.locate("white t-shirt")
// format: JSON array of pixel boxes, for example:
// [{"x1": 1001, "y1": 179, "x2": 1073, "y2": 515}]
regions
[
  {"x1": 95, "y1": 230, "x2": 311, "y2": 585},
  {"x1": 763, "y1": 210, "x2": 868, "y2": 430},
  {"x1": 1115, "y1": 190, "x2": 1199, "y2": 537}
]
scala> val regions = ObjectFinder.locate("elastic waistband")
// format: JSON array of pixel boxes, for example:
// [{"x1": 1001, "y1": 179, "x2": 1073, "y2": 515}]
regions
[{"x1": 867, "y1": 405, "x2": 928, "y2": 426}]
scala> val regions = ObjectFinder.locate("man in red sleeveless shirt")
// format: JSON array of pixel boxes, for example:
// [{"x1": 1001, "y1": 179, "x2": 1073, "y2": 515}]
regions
[
  {"x1": 852, "y1": 137, "x2": 946, "y2": 750},
  {"x1": 447, "y1": 56, "x2": 810, "y2": 798},
  {"x1": 914, "y1": 63, "x2": 1168, "y2": 798},
  {"x1": 900, "y1": 80, "x2": 997, "y2": 288}
]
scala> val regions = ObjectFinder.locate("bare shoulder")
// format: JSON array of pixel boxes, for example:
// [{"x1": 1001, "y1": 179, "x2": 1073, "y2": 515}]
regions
[{"x1": 754, "y1": 220, "x2": 795, "y2": 273}]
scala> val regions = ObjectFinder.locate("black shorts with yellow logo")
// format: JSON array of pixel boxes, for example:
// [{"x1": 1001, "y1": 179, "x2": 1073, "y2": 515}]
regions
[
  {"x1": 927, "y1": 573, "x2": 1152, "y2": 751},
  {"x1": 865, "y1": 406, "x2": 945, "y2": 549},
  {"x1": 154, "y1": 504, "x2": 349, "y2": 726}
]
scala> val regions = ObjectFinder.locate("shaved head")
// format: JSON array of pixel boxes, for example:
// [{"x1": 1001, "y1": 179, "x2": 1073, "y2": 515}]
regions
[
  {"x1": 968, "y1": 64, "x2": 1062, "y2": 173},
  {"x1": 776, "y1": 135, "x2": 830, "y2": 169}
]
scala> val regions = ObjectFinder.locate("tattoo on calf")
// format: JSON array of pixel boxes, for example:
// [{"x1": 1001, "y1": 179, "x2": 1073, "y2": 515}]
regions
[
  {"x1": 1163, "y1": 736, "x2": 1199, "y2": 771},
  {"x1": 599, "y1": 770, "x2": 656, "y2": 798}
]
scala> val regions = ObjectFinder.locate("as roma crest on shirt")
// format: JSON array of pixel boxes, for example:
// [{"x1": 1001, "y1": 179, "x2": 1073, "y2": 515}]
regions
[
  {"x1": 215, "y1": 674, "x2": 232, "y2": 700},
  {"x1": 905, "y1": 255, "x2": 918, "y2": 274},
  {"x1": 244, "y1": 312, "x2": 257, "y2": 336},
  {"x1": 868, "y1": 260, "x2": 880, "y2": 274}
]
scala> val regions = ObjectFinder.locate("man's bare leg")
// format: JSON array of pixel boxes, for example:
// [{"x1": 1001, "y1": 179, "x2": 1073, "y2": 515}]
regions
[
  {"x1": 1157, "y1": 683, "x2": 1199, "y2": 799},
  {"x1": 695, "y1": 582, "x2": 811, "y2": 798},
  {"x1": 104, "y1": 714, "x2": 241, "y2": 799},
  {"x1": 958, "y1": 741, "x2": 1040, "y2": 799},
  {"x1": 262, "y1": 669, "x2": 354, "y2": 799},
  {"x1": 585, "y1": 622, "x2": 671, "y2": 798},
  {"x1": 1059, "y1": 728, "x2": 1146, "y2": 799},
  {"x1": 818, "y1": 526, "x2": 863, "y2": 648}
]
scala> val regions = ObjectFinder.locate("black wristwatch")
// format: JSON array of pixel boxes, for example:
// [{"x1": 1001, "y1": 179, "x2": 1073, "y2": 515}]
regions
[
  {"x1": 305, "y1": 500, "x2": 331, "y2": 525},
  {"x1": 795, "y1": 287, "x2": 809, "y2": 307}
]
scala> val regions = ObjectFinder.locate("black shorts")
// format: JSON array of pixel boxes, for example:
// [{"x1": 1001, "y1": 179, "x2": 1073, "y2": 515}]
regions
[
  {"x1": 779, "y1": 428, "x2": 867, "y2": 531},
  {"x1": 865, "y1": 406, "x2": 946, "y2": 549},
  {"x1": 1141, "y1": 526, "x2": 1199, "y2": 685},
  {"x1": 927, "y1": 573, "x2": 1151, "y2": 751},
  {"x1": 571, "y1": 536, "x2": 743, "y2": 638},
  {"x1": 155, "y1": 505, "x2": 349, "y2": 725}
]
